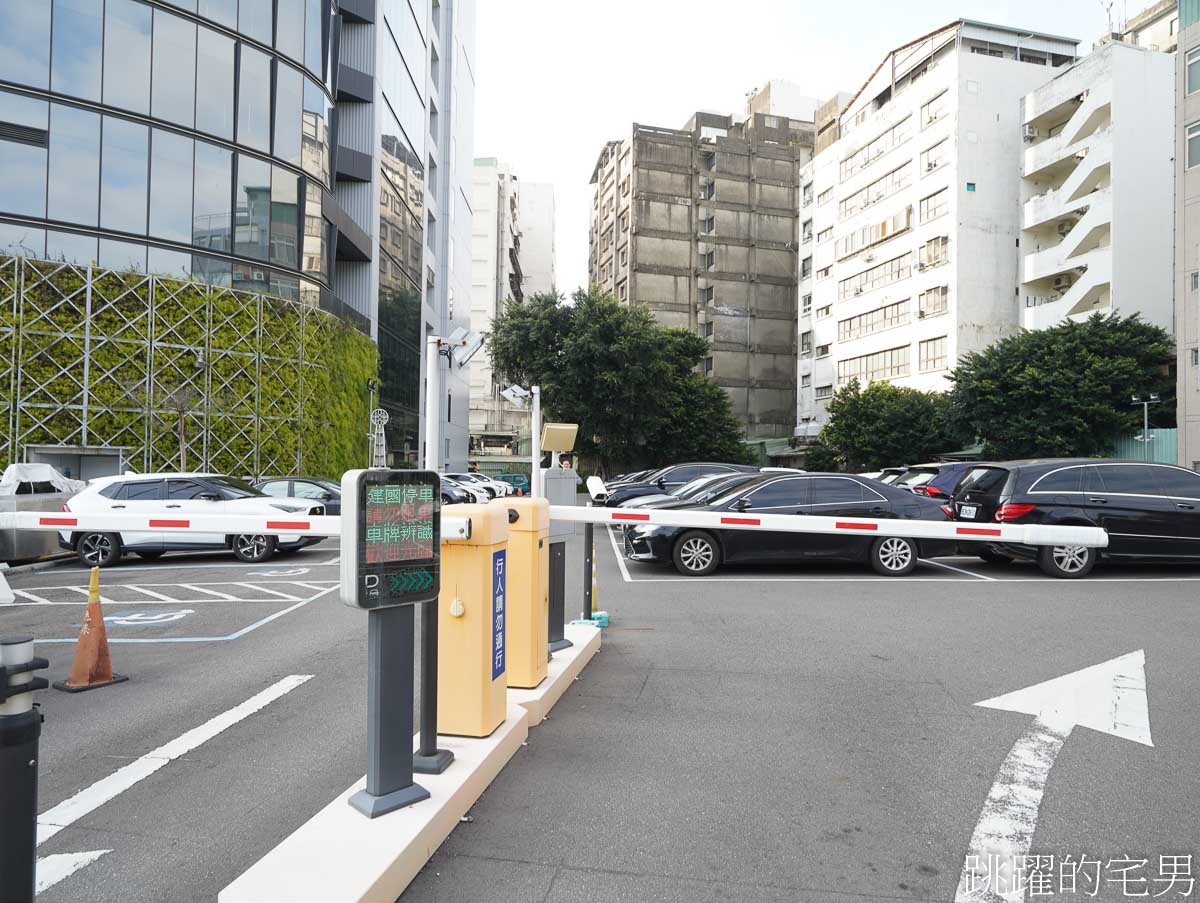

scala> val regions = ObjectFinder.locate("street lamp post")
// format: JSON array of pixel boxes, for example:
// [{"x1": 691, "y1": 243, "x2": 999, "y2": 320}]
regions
[{"x1": 1130, "y1": 394, "x2": 1162, "y2": 462}]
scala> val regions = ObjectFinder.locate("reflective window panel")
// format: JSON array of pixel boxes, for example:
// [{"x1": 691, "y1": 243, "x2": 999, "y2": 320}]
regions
[
  {"x1": 158, "y1": 0, "x2": 197, "y2": 12},
  {"x1": 238, "y1": 45, "x2": 272, "y2": 153},
  {"x1": 276, "y1": 0, "x2": 305, "y2": 62},
  {"x1": 195, "y1": 27, "x2": 235, "y2": 141},
  {"x1": 238, "y1": 0, "x2": 273, "y2": 44},
  {"x1": 232, "y1": 262, "x2": 270, "y2": 295},
  {"x1": 47, "y1": 105, "x2": 100, "y2": 227},
  {"x1": 270, "y1": 271, "x2": 300, "y2": 301},
  {"x1": 0, "y1": 92, "x2": 48, "y2": 219},
  {"x1": 306, "y1": 0, "x2": 325, "y2": 77},
  {"x1": 150, "y1": 129, "x2": 195, "y2": 244},
  {"x1": 148, "y1": 246, "x2": 193, "y2": 279},
  {"x1": 98, "y1": 237, "x2": 147, "y2": 272},
  {"x1": 302, "y1": 77, "x2": 333, "y2": 187},
  {"x1": 151, "y1": 9, "x2": 197, "y2": 128},
  {"x1": 193, "y1": 141, "x2": 232, "y2": 253},
  {"x1": 198, "y1": 0, "x2": 237, "y2": 29},
  {"x1": 46, "y1": 230, "x2": 98, "y2": 265},
  {"x1": 103, "y1": 0, "x2": 152, "y2": 115},
  {"x1": 274, "y1": 63, "x2": 304, "y2": 168},
  {"x1": 0, "y1": 3, "x2": 51, "y2": 89},
  {"x1": 235, "y1": 153, "x2": 271, "y2": 261},
  {"x1": 51, "y1": 0, "x2": 103, "y2": 102},
  {"x1": 192, "y1": 253, "x2": 232, "y2": 286},
  {"x1": 0, "y1": 221, "x2": 46, "y2": 258},
  {"x1": 100, "y1": 118, "x2": 149, "y2": 235},
  {"x1": 302, "y1": 182, "x2": 327, "y2": 281},
  {"x1": 270, "y1": 166, "x2": 300, "y2": 268}
]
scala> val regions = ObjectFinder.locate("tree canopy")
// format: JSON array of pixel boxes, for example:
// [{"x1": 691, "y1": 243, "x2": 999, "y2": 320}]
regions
[
  {"x1": 487, "y1": 287, "x2": 749, "y2": 473},
  {"x1": 807, "y1": 379, "x2": 966, "y2": 471},
  {"x1": 948, "y1": 313, "x2": 1174, "y2": 460}
]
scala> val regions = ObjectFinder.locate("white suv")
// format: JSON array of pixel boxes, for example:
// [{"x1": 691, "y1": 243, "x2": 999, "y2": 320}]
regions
[
  {"x1": 445, "y1": 472, "x2": 512, "y2": 498},
  {"x1": 59, "y1": 473, "x2": 326, "y2": 567}
]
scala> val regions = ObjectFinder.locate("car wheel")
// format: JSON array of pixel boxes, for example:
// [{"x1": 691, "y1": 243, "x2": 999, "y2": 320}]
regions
[
  {"x1": 136, "y1": 551, "x2": 165, "y2": 561},
  {"x1": 1037, "y1": 544, "x2": 1095, "y2": 579},
  {"x1": 977, "y1": 548, "x2": 1014, "y2": 565},
  {"x1": 869, "y1": 536, "x2": 918, "y2": 576},
  {"x1": 232, "y1": 534, "x2": 276, "y2": 563},
  {"x1": 672, "y1": 531, "x2": 720, "y2": 576},
  {"x1": 77, "y1": 532, "x2": 122, "y2": 568}
]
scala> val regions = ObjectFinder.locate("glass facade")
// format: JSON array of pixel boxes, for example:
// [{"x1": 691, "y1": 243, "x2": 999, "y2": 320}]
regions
[{"x1": 0, "y1": 0, "x2": 337, "y2": 299}]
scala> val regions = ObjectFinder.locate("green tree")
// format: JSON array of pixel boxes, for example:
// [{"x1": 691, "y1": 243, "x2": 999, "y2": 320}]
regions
[
  {"x1": 487, "y1": 287, "x2": 750, "y2": 472},
  {"x1": 948, "y1": 313, "x2": 1174, "y2": 459},
  {"x1": 812, "y1": 379, "x2": 966, "y2": 471}
]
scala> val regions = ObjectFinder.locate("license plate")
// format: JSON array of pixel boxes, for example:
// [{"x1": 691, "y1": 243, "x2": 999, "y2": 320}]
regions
[{"x1": 960, "y1": 505, "x2": 978, "y2": 519}]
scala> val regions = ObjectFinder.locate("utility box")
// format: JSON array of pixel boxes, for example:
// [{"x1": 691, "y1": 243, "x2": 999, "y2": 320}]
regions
[
  {"x1": 542, "y1": 467, "x2": 578, "y2": 542},
  {"x1": 501, "y1": 497, "x2": 549, "y2": 689},
  {"x1": 437, "y1": 503, "x2": 509, "y2": 738}
]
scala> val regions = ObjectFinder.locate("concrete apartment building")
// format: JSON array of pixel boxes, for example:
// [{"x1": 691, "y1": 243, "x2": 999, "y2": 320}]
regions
[
  {"x1": 589, "y1": 93, "x2": 817, "y2": 439},
  {"x1": 795, "y1": 21, "x2": 1079, "y2": 431},
  {"x1": 518, "y1": 182, "x2": 557, "y2": 296},
  {"x1": 1019, "y1": 40, "x2": 1174, "y2": 333},
  {"x1": 1179, "y1": 1, "x2": 1200, "y2": 469}
]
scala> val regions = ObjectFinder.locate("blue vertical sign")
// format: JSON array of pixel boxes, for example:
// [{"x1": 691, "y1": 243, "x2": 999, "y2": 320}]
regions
[{"x1": 491, "y1": 549, "x2": 506, "y2": 680}]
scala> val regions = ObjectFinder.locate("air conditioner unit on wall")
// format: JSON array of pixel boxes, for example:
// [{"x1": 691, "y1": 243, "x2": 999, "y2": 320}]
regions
[
  {"x1": 1023, "y1": 124, "x2": 1039, "y2": 140},
  {"x1": 1057, "y1": 220, "x2": 1073, "y2": 236},
  {"x1": 1053, "y1": 274, "x2": 1072, "y2": 291}
]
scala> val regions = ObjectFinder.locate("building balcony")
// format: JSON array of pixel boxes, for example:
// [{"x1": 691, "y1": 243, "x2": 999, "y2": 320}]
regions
[
  {"x1": 1021, "y1": 257, "x2": 1112, "y2": 330},
  {"x1": 1022, "y1": 191, "x2": 1111, "y2": 283},
  {"x1": 1023, "y1": 146, "x2": 1111, "y2": 231}
]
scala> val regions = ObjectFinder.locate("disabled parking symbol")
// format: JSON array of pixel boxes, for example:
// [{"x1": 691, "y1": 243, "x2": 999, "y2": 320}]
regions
[{"x1": 103, "y1": 610, "x2": 195, "y2": 627}]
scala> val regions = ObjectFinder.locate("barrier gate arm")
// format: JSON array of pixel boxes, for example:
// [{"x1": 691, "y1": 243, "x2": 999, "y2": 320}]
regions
[
  {"x1": 547, "y1": 505, "x2": 1109, "y2": 548},
  {"x1": 0, "y1": 511, "x2": 472, "y2": 541}
]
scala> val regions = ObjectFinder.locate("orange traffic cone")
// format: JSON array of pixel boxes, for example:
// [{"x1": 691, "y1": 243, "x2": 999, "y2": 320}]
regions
[{"x1": 53, "y1": 567, "x2": 128, "y2": 692}]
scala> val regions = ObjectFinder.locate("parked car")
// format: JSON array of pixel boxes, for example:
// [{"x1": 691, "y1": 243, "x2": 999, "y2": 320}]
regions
[
  {"x1": 445, "y1": 472, "x2": 510, "y2": 498},
  {"x1": 621, "y1": 469, "x2": 800, "y2": 510},
  {"x1": 624, "y1": 472, "x2": 953, "y2": 577},
  {"x1": 619, "y1": 472, "x2": 742, "y2": 509},
  {"x1": 891, "y1": 461, "x2": 978, "y2": 499},
  {"x1": 948, "y1": 459, "x2": 1200, "y2": 578},
  {"x1": 59, "y1": 473, "x2": 326, "y2": 567},
  {"x1": 603, "y1": 462, "x2": 760, "y2": 507},
  {"x1": 440, "y1": 478, "x2": 474, "y2": 505},
  {"x1": 496, "y1": 473, "x2": 530, "y2": 495},
  {"x1": 860, "y1": 467, "x2": 908, "y2": 484},
  {"x1": 442, "y1": 476, "x2": 489, "y2": 504},
  {"x1": 254, "y1": 476, "x2": 341, "y2": 515}
]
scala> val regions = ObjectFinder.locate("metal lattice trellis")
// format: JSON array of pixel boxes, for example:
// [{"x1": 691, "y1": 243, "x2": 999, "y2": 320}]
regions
[{"x1": 0, "y1": 256, "x2": 338, "y2": 476}]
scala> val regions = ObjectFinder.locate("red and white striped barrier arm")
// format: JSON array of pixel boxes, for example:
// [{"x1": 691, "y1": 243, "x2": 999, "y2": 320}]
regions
[
  {"x1": 0, "y1": 512, "x2": 472, "y2": 541},
  {"x1": 547, "y1": 505, "x2": 1108, "y2": 548}
]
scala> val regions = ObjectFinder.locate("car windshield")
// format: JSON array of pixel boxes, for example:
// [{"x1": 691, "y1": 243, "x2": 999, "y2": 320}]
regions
[
  {"x1": 706, "y1": 476, "x2": 767, "y2": 507},
  {"x1": 206, "y1": 476, "x2": 265, "y2": 498},
  {"x1": 672, "y1": 476, "x2": 719, "y2": 498},
  {"x1": 894, "y1": 468, "x2": 937, "y2": 488},
  {"x1": 696, "y1": 474, "x2": 755, "y2": 503},
  {"x1": 955, "y1": 467, "x2": 1009, "y2": 497},
  {"x1": 316, "y1": 480, "x2": 340, "y2": 492}
]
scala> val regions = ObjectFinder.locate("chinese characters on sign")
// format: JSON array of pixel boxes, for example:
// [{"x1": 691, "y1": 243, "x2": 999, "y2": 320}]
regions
[
  {"x1": 363, "y1": 482, "x2": 436, "y2": 564},
  {"x1": 492, "y1": 549, "x2": 506, "y2": 680},
  {"x1": 958, "y1": 853, "x2": 1194, "y2": 898}
]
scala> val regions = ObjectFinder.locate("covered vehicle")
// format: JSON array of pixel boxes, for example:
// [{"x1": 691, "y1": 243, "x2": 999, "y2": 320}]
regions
[
  {"x1": 624, "y1": 472, "x2": 953, "y2": 577},
  {"x1": 1, "y1": 464, "x2": 85, "y2": 563}
]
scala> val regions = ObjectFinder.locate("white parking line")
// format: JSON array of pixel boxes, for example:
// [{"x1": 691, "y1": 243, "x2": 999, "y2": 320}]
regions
[
  {"x1": 920, "y1": 558, "x2": 998, "y2": 582},
  {"x1": 232, "y1": 582, "x2": 302, "y2": 601},
  {"x1": 13, "y1": 589, "x2": 56, "y2": 605},
  {"x1": 605, "y1": 525, "x2": 633, "y2": 583},
  {"x1": 35, "y1": 674, "x2": 313, "y2": 894},
  {"x1": 180, "y1": 584, "x2": 238, "y2": 600}
]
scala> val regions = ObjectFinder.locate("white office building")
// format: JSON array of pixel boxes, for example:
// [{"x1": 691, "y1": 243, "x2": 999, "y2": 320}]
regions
[
  {"x1": 518, "y1": 182, "x2": 557, "y2": 297},
  {"x1": 796, "y1": 20, "x2": 1079, "y2": 432},
  {"x1": 1019, "y1": 40, "x2": 1174, "y2": 332}
]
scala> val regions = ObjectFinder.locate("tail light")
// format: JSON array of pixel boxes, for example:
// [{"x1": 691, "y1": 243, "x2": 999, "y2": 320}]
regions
[
  {"x1": 914, "y1": 485, "x2": 946, "y2": 498},
  {"x1": 940, "y1": 504, "x2": 954, "y2": 518},
  {"x1": 995, "y1": 503, "x2": 1037, "y2": 522},
  {"x1": 62, "y1": 503, "x2": 70, "y2": 512}
]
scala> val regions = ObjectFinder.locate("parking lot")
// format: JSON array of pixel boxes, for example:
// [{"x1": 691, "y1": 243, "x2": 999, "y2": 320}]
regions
[{"x1": 5, "y1": 526, "x2": 1200, "y2": 901}]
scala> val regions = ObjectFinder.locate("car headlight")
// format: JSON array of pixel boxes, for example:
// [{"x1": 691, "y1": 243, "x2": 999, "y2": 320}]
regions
[
  {"x1": 269, "y1": 504, "x2": 305, "y2": 513},
  {"x1": 630, "y1": 524, "x2": 675, "y2": 539}
]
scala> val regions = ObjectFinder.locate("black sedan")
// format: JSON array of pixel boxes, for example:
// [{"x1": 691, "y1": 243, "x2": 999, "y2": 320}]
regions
[
  {"x1": 255, "y1": 476, "x2": 342, "y2": 515},
  {"x1": 440, "y1": 478, "x2": 474, "y2": 505},
  {"x1": 624, "y1": 473, "x2": 952, "y2": 576},
  {"x1": 604, "y1": 462, "x2": 759, "y2": 507}
]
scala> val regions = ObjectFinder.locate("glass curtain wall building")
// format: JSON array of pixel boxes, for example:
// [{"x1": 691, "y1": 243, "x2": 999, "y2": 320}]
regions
[{"x1": 0, "y1": 0, "x2": 340, "y2": 308}]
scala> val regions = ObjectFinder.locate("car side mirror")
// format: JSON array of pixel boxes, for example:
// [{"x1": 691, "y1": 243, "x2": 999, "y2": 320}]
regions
[
  {"x1": 656, "y1": 478, "x2": 666, "y2": 489},
  {"x1": 735, "y1": 497, "x2": 753, "y2": 511},
  {"x1": 321, "y1": 491, "x2": 334, "y2": 501}
]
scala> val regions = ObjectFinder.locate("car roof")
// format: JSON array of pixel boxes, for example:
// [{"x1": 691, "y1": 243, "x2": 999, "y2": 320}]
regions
[{"x1": 966, "y1": 458, "x2": 1177, "y2": 470}]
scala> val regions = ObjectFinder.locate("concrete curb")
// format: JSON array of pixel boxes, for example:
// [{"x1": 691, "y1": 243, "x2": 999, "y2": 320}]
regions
[
  {"x1": 219, "y1": 706, "x2": 531, "y2": 903},
  {"x1": 2, "y1": 554, "x2": 73, "y2": 576},
  {"x1": 508, "y1": 623, "x2": 601, "y2": 727}
]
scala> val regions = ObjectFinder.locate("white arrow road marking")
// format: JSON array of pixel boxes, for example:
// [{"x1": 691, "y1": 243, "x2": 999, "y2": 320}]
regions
[
  {"x1": 36, "y1": 851, "x2": 110, "y2": 894},
  {"x1": 35, "y1": 674, "x2": 313, "y2": 894},
  {"x1": 956, "y1": 650, "x2": 1152, "y2": 902}
]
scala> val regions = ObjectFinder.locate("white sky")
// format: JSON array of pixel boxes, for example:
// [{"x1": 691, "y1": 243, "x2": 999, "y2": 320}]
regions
[{"x1": 473, "y1": 0, "x2": 1116, "y2": 293}]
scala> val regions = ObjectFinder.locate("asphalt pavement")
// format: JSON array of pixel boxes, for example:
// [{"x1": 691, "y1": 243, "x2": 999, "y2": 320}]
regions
[{"x1": 4, "y1": 527, "x2": 1199, "y2": 902}]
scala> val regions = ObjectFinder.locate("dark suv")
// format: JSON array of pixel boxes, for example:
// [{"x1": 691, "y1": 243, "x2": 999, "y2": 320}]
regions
[{"x1": 949, "y1": 459, "x2": 1200, "y2": 578}]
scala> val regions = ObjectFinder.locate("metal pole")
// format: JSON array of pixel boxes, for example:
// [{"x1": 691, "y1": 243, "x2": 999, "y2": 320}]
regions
[
  {"x1": 0, "y1": 637, "x2": 45, "y2": 903},
  {"x1": 531, "y1": 385, "x2": 542, "y2": 497},
  {"x1": 416, "y1": 336, "x2": 452, "y2": 775},
  {"x1": 349, "y1": 608, "x2": 429, "y2": 817},
  {"x1": 367, "y1": 380, "x2": 376, "y2": 467},
  {"x1": 1144, "y1": 402, "x2": 1150, "y2": 462},
  {"x1": 582, "y1": 521, "x2": 594, "y2": 621},
  {"x1": 424, "y1": 336, "x2": 441, "y2": 472}
]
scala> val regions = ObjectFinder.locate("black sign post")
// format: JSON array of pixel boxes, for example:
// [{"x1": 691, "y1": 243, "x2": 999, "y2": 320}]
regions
[{"x1": 341, "y1": 469, "x2": 442, "y2": 817}]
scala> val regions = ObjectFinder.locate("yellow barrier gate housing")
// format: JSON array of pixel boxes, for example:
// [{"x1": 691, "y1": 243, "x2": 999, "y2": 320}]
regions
[
  {"x1": 436, "y1": 503, "x2": 509, "y2": 738},
  {"x1": 500, "y1": 497, "x2": 550, "y2": 690}
]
